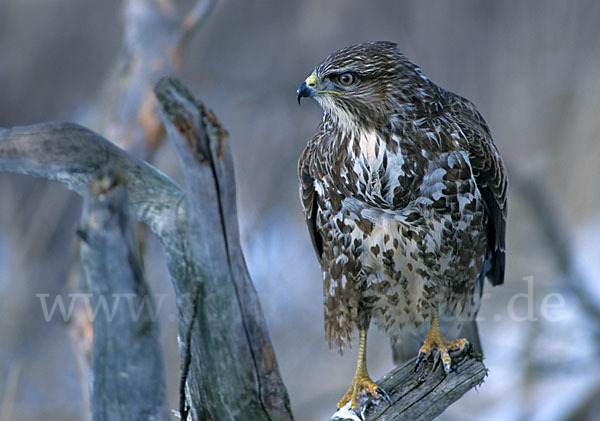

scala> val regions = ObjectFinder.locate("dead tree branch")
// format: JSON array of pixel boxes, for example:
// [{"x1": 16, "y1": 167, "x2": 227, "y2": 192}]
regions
[
  {"x1": 0, "y1": 77, "x2": 292, "y2": 420},
  {"x1": 0, "y1": 122, "x2": 183, "y2": 238},
  {"x1": 79, "y1": 170, "x2": 169, "y2": 420},
  {"x1": 333, "y1": 352, "x2": 487, "y2": 421},
  {"x1": 154, "y1": 76, "x2": 292, "y2": 420}
]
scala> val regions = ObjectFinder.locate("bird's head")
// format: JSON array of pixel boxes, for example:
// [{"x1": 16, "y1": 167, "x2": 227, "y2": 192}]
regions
[{"x1": 297, "y1": 41, "x2": 437, "y2": 131}]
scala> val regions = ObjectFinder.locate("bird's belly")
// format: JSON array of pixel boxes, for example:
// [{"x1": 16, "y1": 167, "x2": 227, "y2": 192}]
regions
[
  {"x1": 354, "y1": 209, "x2": 486, "y2": 339},
  {"x1": 317, "y1": 191, "x2": 486, "y2": 348},
  {"x1": 359, "y1": 220, "x2": 432, "y2": 336}
]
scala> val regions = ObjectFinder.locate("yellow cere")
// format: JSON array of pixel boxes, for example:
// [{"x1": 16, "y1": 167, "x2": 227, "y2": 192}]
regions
[{"x1": 305, "y1": 73, "x2": 318, "y2": 87}]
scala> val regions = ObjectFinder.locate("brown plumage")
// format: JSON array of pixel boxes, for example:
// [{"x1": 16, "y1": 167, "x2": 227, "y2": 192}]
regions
[{"x1": 297, "y1": 41, "x2": 507, "y2": 411}]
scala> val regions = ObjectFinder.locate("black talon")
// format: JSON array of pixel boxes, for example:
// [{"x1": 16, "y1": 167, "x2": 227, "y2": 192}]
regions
[
  {"x1": 353, "y1": 407, "x2": 364, "y2": 421},
  {"x1": 376, "y1": 387, "x2": 392, "y2": 405},
  {"x1": 415, "y1": 352, "x2": 426, "y2": 371}
]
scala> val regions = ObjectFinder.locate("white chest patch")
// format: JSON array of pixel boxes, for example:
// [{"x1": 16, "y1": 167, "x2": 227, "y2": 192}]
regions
[{"x1": 357, "y1": 130, "x2": 382, "y2": 166}]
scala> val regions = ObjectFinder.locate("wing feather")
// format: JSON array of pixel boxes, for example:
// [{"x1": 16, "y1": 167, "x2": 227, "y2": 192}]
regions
[
  {"x1": 298, "y1": 140, "x2": 323, "y2": 263},
  {"x1": 452, "y1": 96, "x2": 508, "y2": 286}
]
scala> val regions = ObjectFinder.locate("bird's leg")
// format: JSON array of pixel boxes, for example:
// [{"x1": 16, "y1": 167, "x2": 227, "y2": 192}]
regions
[
  {"x1": 416, "y1": 311, "x2": 469, "y2": 374},
  {"x1": 337, "y1": 329, "x2": 390, "y2": 411}
]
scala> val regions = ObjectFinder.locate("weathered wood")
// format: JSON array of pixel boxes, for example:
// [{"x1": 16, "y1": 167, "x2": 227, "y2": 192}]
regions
[
  {"x1": 333, "y1": 351, "x2": 487, "y2": 421},
  {"x1": 154, "y1": 76, "x2": 292, "y2": 421},
  {"x1": 79, "y1": 170, "x2": 169, "y2": 421},
  {"x1": 0, "y1": 122, "x2": 183, "y2": 240},
  {"x1": 0, "y1": 78, "x2": 293, "y2": 420}
]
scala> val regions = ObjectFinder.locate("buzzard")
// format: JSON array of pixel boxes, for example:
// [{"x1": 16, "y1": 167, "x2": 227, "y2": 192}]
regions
[{"x1": 297, "y1": 41, "x2": 507, "y2": 411}]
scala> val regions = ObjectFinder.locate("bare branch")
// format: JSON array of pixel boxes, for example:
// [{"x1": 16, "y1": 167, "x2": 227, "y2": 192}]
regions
[
  {"x1": 79, "y1": 170, "x2": 169, "y2": 420},
  {"x1": 0, "y1": 81, "x2": 293, "y2": 419},
  {"x1": 154, "y1": 76, "x2": 293, "y2": 421},
  {"x1": 333, "y1": 352, "x2": 487, "y2": 421},
  {"x1": 179, "y1": 0, "x2": 217, "y2": 44},
  {"x1": 92, "y1": 0, "x2": 217, "y2": 154},
  {"x1": 0, "y1": 122, "x2": 183, "y2": 239}
]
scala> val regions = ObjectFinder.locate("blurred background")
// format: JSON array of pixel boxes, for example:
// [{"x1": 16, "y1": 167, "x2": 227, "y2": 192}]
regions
[{"x1": 1, "y1": 0, "x2": 600, "y2": 420}]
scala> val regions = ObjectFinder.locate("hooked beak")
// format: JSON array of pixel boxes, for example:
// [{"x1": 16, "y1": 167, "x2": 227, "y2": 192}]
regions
[{"x1": 297, "y1": 73, "x2": 318, "y2": 105}]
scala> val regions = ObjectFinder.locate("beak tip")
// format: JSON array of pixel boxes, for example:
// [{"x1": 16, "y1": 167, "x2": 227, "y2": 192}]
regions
[{"x1": 296, "y1": 81, "x2": 313, "y2": 105}]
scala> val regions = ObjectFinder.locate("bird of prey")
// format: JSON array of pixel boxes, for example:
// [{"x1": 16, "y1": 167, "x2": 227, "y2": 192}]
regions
[{"x1": 296, "y1": 41, "x2": 507, "y2": 411}]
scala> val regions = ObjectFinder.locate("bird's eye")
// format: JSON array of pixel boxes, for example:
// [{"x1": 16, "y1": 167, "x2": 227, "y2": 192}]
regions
[{"x1": 337, "y1": 72, "x2": 356, "y2": 87}]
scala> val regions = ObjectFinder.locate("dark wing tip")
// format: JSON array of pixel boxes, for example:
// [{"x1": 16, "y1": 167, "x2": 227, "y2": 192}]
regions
[{"x1": 488, "y1": 249, "x2": 505, "y2": 286}]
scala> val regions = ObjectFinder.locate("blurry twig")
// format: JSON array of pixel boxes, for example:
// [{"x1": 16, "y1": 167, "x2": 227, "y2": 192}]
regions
[
  {"x1": 517, "y1": 317, "x2": 540, "y2": 421},
  {"x1": 179, "y1": 0, "x2": 217, "y2": 44},
  {"x1": 510, "y1": 168, "x2": 600, "y2": 421},
  {"x1": 0, "y1": 363, "x2": 20, "y2": 421},
  {"x1": 564, "y1": 382, "x2": 600, "y2": 421},
  {"x1": 509, "y1": 169, "x2": 600, "y2": 334},
  {"x1": 92, "y1": 0, "x2": 217, "y2": 155}
]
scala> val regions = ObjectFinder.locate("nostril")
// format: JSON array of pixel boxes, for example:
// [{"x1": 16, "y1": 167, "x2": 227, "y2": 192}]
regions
[{"x1": 308, "y1": 82, "x2": 316, "y2": 88}]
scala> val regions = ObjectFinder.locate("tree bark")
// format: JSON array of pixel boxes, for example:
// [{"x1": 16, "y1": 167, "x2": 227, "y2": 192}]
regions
[
  {"x1": 154, "y1": 77, "x2": 293, "y2": 420},
  {"x1": 333, "y1": 351, "x2": 487, "y2": 421},
  {"x1": 0, "y1": 77, "x2": 293, "y2": 421},
  {"x1": 79, "y1": 170, "x2": 169, "y2": 420}
]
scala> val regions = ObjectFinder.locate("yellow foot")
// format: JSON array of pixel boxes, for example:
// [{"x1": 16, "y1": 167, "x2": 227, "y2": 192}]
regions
[
  {"x1": 416, "y1": 332, "x2": 469, "y2": 374},
  {"x1": 337, "y1": 373, "x2": 390, "y2": 411}
]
